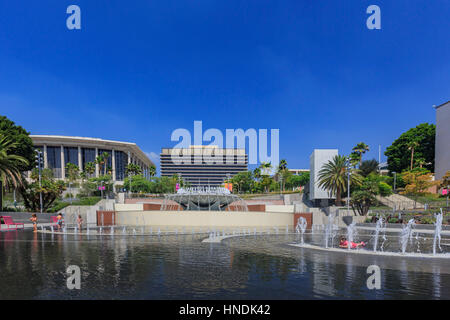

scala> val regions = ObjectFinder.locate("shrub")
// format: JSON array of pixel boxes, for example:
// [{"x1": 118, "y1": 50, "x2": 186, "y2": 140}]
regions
[
  {"x1": 378, "y1": 182, "x2": 393, "y2": 197},
  {"x1": 420, "y1": 216, "x2": 435, "y2": 224},
  {"x1": 388, "y1": 217, "x2": 399, "y2": 223}
]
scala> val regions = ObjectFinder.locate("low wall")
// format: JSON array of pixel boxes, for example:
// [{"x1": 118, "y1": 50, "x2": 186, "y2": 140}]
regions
[
  {"x1": 116, "y1": 210, "x2": 295, "y2": 228},
  {"x1": 312, "y1": 211, "x2": 366, "y2": 227},
  {"x1": 115, "y1": 203, "x2": 144, "y2": 211},
  {"x1": 266, "y1": 205, "x2": 294, "y2": 213}
]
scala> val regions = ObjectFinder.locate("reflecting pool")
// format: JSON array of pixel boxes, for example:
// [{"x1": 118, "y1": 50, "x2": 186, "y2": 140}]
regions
[{"x1": 1, "y1": 230, "x2": 449, "y2": 299}]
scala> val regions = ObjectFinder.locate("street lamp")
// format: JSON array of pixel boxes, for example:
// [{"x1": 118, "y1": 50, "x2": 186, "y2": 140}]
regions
[
  {"x1": 35, "y1": 150, "x2": 43, "y2": 214},
  {"x1": 346, "y1": 160, "x2": 351, "y2": 215}
]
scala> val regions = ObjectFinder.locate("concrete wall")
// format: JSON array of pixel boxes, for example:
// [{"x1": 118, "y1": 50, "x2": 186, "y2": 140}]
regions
[
  {"x1": 116, "y1": 210, "x2": 294, "y2": 228},
  {"x1": 114, "y1": 203, "x2": 144, "y2": 211},
  {"x1": 436, "y1": 102, "x2": 450, "y2": 180},
  {"x1": 312, "y1": 210, "x2": 365, "y2": 228},
  {"x1": 266, "y1": 205, "x2": 294, "y2": 213}
]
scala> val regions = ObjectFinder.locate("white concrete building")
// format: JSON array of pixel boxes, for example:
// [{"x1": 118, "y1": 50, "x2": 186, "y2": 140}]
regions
[
  {"x1": 30, "y1": 135, "x2": 155, "y2": 185},
  {"x1": 309, "y1": 149, "x2": 338, "y2": 206},
  {"x1": 435, "y1": 101, "x2": 450, "y2": 181}
]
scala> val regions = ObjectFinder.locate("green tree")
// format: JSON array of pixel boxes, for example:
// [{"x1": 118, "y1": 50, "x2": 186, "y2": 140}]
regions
[
  {"x1": 401, "y1": 168, "x2": 437, "y2": 208},
  {"x1": 19, "y1": 168, "x2": 66, "y2": 212},
  {"x1": 0, "y1": 134, "x2": 29, "y2": 208},
  {"x1": 285, "y1": 172, "x2": 309, "y2": 190},
  {"x1": 317, "y1": 155, "x2": 363, "y2": 205},
  {"x1": 0, "y1": 115, "x2": 34, "y2": 172},
  {"x1": 359, "y1": 159, "x2": 379, "y2": 177},
  {"x1": 259, "y1": 161, "x2": 272, "y2": 176},
  {"x1": 351, "y1": 174, "x2": 393, "y2": 216},
  {"x1": 352, "y1": 142, "x2": 370, "y2": 167},
  {"x1": 231, "y1": 171, "x2": 254, "y2": 193},
  {"x1": 385, "y1": 123, "x2": 435, "y2": 173},
  {"x1": 149, "y1": 165, "x2": 156, "y2": 177},
  {"x1": 124, "y1": 174, "x2": 152, "y2": 193},
  {"x1": 125, "y1": 163, "x2": 142, "y2": 176},
  {"x1": 83, "y1": 162, "x2": 96, "y2": 178},
  {"x1": 407, "y1": 140, "x2": 419, "y2": 170},
  {"x1": 65, "y1": 163, "x2": 80, "y2": 200}
]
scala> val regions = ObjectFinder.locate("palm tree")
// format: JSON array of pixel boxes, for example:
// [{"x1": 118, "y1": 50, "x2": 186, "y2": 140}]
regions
[
  {"x1": 259, "y1": 162, "x2": 272, "y2": 176},
  {"x1": 149, "y1": 166, "x2": 156, "y2": 177},
  {"x1": 0, "y1": 135, "x2": 29, "y2": 208},
  {"x1": 352, "y1": 142, "x2": 370, "y2": 167},
  {"x1": 101, "y1": 152, "x2": 110, "y2": 175},
  {"x1": 359, "y1": 159, "x2": 379, "y2": 177},
  {"x1": 278, "y1": 159, "x2": 288, "y2": 171},
  {"x1": 317, "y1": 155, "x2": 362, "y2": 206},
  {"x1": 253, "y1": 167, "x2": 261, "y2": 181},
  {"x1": 407, "y1": 140, "x2": 419, "y2": 170},
  {"x1": 415, "y1": 157, "x2": 426, "y2": 168},
  {"x1": 83, "y1": 162, "x2": 95, "y2": 178},
  {"x1": 95, "y1": 154, "x2": 105, "y2": 175}
]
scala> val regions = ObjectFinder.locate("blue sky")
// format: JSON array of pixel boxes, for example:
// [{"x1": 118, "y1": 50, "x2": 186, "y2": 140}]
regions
[{"x1": 0, "y1": 1, "x2": 449, "y2": 173}]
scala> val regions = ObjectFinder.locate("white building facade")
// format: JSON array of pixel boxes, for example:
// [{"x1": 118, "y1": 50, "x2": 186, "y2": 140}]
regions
[
  {"x1": 435, "y1": 101, "x2": 450, "y2": 181},
  {"x1": 309, "y1": 149, "x2": 338, "y2": 206},
  {"x1": 30, "y1": 135, "x2": 155, "y2": 185}
]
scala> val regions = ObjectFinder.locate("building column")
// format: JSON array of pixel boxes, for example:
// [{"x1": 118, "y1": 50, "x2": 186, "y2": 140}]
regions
[
  {"x1": 43, "y1": 145, "x2": 48, "y2": 169},
  {"x1": 112, "y1": 149, "x2": 116, "y2": 181},
  {"x1": 61, "y1": 146, "x2": 65, "y2": 179},
  {"x1": 95, "y1": 148, "x2": 99, "y2": 177},
  {"x1": 78, "y1": 146, "x2": 82, "y2": 171}
]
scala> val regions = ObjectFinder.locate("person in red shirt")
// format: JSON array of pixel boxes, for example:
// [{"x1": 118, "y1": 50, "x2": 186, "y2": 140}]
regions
[{"x1": 339, "y1": 237, "x2": 365, "y2": 249}]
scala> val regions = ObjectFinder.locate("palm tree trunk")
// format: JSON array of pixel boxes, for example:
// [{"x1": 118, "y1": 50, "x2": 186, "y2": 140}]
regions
[
  {"x1": 336, "y1": 188, "x2": 341, "y2": 206},
  {"x1": 410, "y1": 149, "x2": 414, "y2": 170}
]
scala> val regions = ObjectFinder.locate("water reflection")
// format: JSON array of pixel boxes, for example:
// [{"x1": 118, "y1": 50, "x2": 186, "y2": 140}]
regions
[{"x1": 0, "y1": 231, "x2": 449, "y2": 299}]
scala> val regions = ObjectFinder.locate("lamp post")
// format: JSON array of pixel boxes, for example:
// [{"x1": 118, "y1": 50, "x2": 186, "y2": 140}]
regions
[
  {"x1": 35, "y1": 150, "x2": 43, "y2": 214},
  {"x1": 393, "y1": 171, "x2": 397, "y2": 193},
  {"x1": 347, "y1": 160, "x2": 351, "y2": 215},
  {"x1": 447, "y1": 184, "x2": 449, "y2": 208}
]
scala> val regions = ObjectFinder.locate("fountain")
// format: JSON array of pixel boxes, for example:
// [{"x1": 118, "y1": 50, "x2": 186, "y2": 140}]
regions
[
  {"x1": 296, "y1": 217, "x2": 307, "y2": 244},
  {"x1": 373, "y1": 217, "x2": 386, "y2": 252},
  {"x1": 433, "y1": 211, "x2": 443, "y2": 255},
  {"x1": 346, "y1": 222, "x2": 356, "y2": 250},
  {"x1": 324, "y1": 213, "x2": 336, "y2": 248},
  {"x1": 400, "y1": 219, "x2": 415, "y2": 254}
]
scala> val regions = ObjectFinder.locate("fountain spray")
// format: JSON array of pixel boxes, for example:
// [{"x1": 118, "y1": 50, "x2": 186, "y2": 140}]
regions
[{"x1": 433, "y1": 209, "x2": 443, "y2": 255}]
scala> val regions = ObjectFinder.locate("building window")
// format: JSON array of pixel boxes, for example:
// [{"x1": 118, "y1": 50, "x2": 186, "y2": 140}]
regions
[
  {"x1": 81, "y1": 148, "x2": 96, "y2": 170},
  {"x1": 115, "y1": 151, "x2": 127, "y2": 181},
  {"x1": 64, "y1": 147, "x2": 78, "y2": 177},
  {"x1": 47, "y1": 146, "x2": 62, "y2": 178}
]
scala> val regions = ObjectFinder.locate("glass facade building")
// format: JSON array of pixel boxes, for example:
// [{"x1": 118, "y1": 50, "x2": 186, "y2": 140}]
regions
[
  {"x1": 47, "y1": 146, "x2": 62, "y2": 178},
  {"x1": 29, "y1": 135, "x2": 155, "y2": 184},
  {"x1": 81, "y1": 148, "x2": 96, "y2": 169},
  {"x1": 115, "y1": 151, "x2": 128, "y2": 181}
]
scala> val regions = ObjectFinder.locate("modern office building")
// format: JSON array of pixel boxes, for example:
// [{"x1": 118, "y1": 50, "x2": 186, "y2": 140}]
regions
[
  {"x1": 309, "y1": 149, "x2": 338, "y2": 206},
  {"x1": 435, "y1": 101, "x2": 450, "y2": 181},
  {"x1": 160, "y1": 145, "x2": 248, "y2": 187},
  {"x1": 30, "y1": 135, "x2": 155, "y2": 184}
]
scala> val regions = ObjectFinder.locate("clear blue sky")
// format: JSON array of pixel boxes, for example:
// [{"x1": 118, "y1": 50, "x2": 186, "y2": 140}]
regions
[{"x1": 0, "y1": 1, "x2": 449, "y2": 173}]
